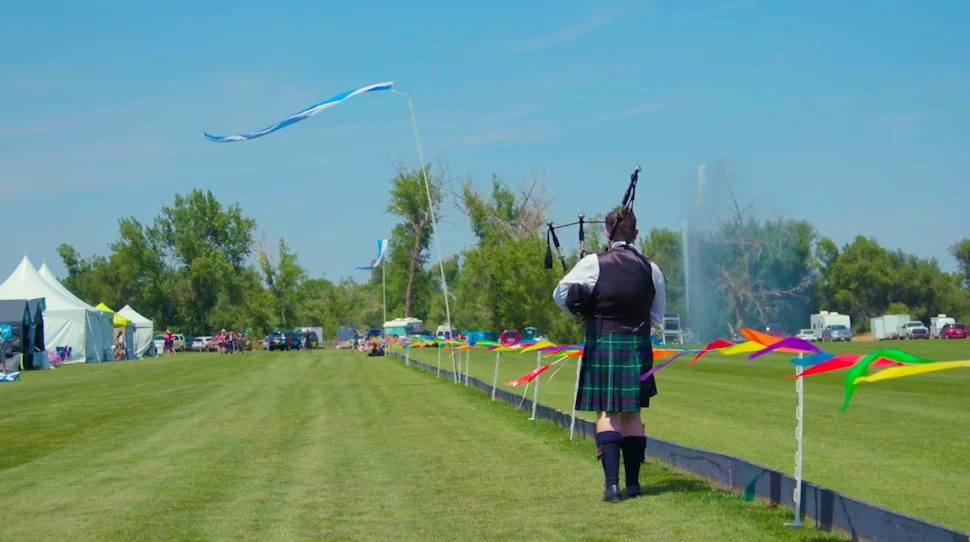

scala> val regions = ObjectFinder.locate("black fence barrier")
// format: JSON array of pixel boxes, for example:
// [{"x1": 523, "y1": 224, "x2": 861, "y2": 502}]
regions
[{"x1": 389, "y1": 350, "x2": 968, "y2": 542}]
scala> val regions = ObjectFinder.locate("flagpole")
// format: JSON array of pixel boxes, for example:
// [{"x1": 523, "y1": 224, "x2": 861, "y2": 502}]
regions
[
  {"x1": 382, "y1": 261, "x2": 387, "y2": 325},
  {"x1": 393, "y1": 90, "x2": 453, "y2": 341},
  {"x1": 786, "y1": 352, "x2": 805, "y2": 528}
]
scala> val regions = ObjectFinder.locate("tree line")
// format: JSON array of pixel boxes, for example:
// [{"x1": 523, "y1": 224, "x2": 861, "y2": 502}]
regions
[{"x1": 57, "y1": 167, "x2": 970, "y2": 342}]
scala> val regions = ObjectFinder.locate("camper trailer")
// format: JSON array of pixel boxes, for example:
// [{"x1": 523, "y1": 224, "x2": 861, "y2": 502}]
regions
[
  {"x1": 810, "y1": 311, "x2": 851, "y2": 339},
  {"x1": 930, "y1": 315, "x2": 956, "y2": 338},
  {"x1": 871, "y1": 314, "x2": 910, "y2": 340}
]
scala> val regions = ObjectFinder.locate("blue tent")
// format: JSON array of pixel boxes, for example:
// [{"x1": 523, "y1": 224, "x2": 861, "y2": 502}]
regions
[
  {"x1": 0, "y1": 298, "x2": 45, "y2": 370},
  {"x1": 0, "y1": 299, "x2": 29, "y2": 371}
]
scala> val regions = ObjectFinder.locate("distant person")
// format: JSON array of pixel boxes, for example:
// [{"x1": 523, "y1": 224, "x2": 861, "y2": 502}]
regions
[
  {"x1": 164, "y1": 329, "x2": 175, "y2": 357},
  {"x1": 114, "y1": 330, "x2": 126, "y2": 360},
  {"x1": 553, "y1": 206, "x2": 666, "y2": 502},
  {"x1": 0, "y1": 336, "x2": 13, "y2": 371},
  {"x1": 367, "y1": 341, "x2": 385, "y2": 357}
]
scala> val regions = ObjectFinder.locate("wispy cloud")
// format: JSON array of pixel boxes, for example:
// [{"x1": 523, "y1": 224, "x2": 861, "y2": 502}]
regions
[
  {"x1": 769, "y1": 45, "x2": 814, "y2": 67},
  {"x1": 1, "y1": 73, "x2": 80, "y2": 96},
  {"x1": 482, "y1": 3, "x2": 639, "y2": 53},
  {"x1": 235, "y1": 156, "x2": 336, "y2": 175},
  {"x1": 0, "y1": 122, "x2": 68, "y2": 140},
  {"x1": 477, "y1": 104, "x2": 547, "y2": 124},
  {"x1": 599, "y1": 102, "x2": 668, "y2": 120},
  {"x1": 870, "y1": 109, "x2": 946, "y2": 127},
  {"x1": 0, "y1": 140, "x2": 170, "y2": 200},
  {"x1": 435, "y1": 122, "x2": 562, "y2": 149}
]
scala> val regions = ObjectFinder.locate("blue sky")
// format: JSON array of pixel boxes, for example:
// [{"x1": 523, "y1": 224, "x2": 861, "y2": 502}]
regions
[{"x1": 2, "y1": 0, "x2": 968, "y2": 282}]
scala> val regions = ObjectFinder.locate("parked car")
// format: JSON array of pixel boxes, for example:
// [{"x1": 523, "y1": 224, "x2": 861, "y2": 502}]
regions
[
  {"x1": 821, "y1": 324, "x2": 853, "y2": 342},
  {"x1": 266, "y1": 331, "x2": 291, "y2": 351},
  {"x1": 500, "y1": 329, "x2": 521, "y2": 346},
  {"x1": 900, "y1": 321, "x2": 930, "y2": 340},
  {"x1": 939, "y1": 323, "x2": 969, "y2": 339},
  {"x1": 435, "y1": 325, "x2": 459, "y2": 341},
  {"x1": 190, "y1": 336, "x2": 211, "y2": 352},
  {"x1": 152, "y1": 333, "x2": 186, "y2": 352},
  {"x1": 295, "y1": 330, "x2": 320, "y2": 348},
  {"x1": 796, "y1": 329, "x2": 818, "y2": 342}
]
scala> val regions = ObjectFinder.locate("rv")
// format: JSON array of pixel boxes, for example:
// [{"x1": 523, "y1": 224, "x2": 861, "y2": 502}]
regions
[
  {"x1": 384, "y1": 317, "x2": 423, "y2": 339},
  {"x1": 810, "y1": 311, "x2": 851, "y2": 339}
]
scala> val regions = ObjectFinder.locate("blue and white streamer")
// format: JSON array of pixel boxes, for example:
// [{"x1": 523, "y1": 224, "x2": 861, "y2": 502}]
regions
[
  {"x1": 204, "y1": 81, "x2": 394, "y2": 143},
  {"x1": 356, "y1": 239, "x2": 388, "y2": 270}
]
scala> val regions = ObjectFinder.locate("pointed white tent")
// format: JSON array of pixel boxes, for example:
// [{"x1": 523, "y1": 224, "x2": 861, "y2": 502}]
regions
[
  {"x1": 0, "y1": 257, "x2": 112, "y2": 363},
  {"x1": 116, "y1": 305, "x2": 155, "y2": 358},
  {"x1": 37, "y1": 263, "x2": 114, "y2": 360}
]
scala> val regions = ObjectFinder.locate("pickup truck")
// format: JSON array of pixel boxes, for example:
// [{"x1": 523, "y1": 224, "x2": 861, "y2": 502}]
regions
[
  {"x1": 899, "y1": 321, "x2": 930, "y2": 340},
  {"x1": 153, "y1": 333, "x2": 186, "y2": 352},
  {"x1": 821, "y1": 324, "x2": 853, "y2": 342}
]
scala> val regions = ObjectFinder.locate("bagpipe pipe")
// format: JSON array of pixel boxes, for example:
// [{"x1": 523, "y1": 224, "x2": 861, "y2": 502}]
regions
[
  {"x1": 543, "y1": 165, "x2": 641, "y2": 318},
  {"x1": 543, "y1": 165, "x2": 641, "y2": 274}
]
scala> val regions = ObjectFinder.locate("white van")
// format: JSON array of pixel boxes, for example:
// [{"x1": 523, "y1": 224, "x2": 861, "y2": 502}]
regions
[{"x1": 435, "y1": 325, "x2": 459, "y2": 340}]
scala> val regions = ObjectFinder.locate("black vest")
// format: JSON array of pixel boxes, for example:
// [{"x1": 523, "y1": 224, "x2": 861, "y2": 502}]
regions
[{"x1": 586, "y1": 244, "x2": 656, "y2": 336}]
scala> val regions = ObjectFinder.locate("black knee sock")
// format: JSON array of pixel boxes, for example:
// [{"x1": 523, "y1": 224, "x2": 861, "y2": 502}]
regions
[
  {"x1": 595, "y1": 431, "x2": 623, "y2": 488},
  {"x1": 622, "y1": 436, "x2": 647, "y2": 487}
]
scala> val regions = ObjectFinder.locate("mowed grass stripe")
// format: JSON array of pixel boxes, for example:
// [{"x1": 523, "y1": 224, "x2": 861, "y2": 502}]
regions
[
  {"x1": 411, "y1": 342, "x2": 970, "y2": 531},
  {"x1": 1, "y1": 351, "x2": 840, "y2": 541}
]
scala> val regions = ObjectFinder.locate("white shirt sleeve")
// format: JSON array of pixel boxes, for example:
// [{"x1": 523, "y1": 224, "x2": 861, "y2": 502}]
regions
[
  {"x1": 552, "y1": 254, "x2": 600, "y2": 319},
  {"x1": 649, "y1": 260, "x2": 666, "y2": 326}
]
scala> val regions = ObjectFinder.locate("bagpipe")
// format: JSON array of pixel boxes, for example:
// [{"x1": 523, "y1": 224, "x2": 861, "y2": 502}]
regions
[
  {"x1": 543, "y1": 165, "x2": 641, "y2": 274},
  {"x1": 544, "y1": 166, "x2": 641, "y2": 319}
]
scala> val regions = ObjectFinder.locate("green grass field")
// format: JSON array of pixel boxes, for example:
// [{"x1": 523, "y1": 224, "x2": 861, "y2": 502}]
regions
[
  {"x1": 0, "y1": 350, "x2": 845, "y2": 541},
  {"x1": 405, "y1": 339, "x2": 970, "y2": 532}
]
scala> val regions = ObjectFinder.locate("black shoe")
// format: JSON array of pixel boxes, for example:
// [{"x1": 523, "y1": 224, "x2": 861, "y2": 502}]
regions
[
  {"x1": 623, "y1": 484, "x2": 643, "y2": 498},
  {"x1": 602, "y1": 484, "x2": 623, "y2": 503}
]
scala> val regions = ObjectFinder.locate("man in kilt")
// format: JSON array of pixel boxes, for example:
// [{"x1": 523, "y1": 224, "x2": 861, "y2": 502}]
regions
[{"x1": 552, "y1": 207, "x2": 666, "y2": 502}]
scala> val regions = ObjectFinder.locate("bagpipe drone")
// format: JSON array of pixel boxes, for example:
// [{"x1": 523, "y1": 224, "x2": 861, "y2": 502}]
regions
[
  {"x1": 544, "y1": 166, "x2": 641, "y2": 317},
  {"x1": 543, "y1": 165, "x2": 641, "y2": 273}
]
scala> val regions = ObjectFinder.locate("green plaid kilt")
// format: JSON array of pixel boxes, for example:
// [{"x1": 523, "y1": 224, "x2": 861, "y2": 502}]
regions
[{"x1": 575, "y1": 332, "x2": 656, "y2": 413}]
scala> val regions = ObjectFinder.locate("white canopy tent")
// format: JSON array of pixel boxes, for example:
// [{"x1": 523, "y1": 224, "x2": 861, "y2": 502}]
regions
[
  {"x1": 35, "y1": 263, "x2": 115, "y2": 362},
  {"x1": 0, "y1": 257, "x2": 112, "y2": 363},
  {"x1": 116, "y1": 305, "x2": 155, "y2": 358}
]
